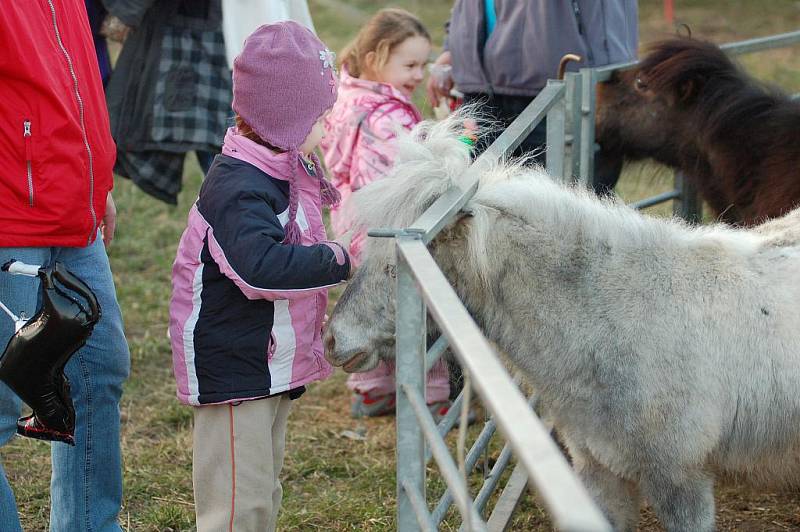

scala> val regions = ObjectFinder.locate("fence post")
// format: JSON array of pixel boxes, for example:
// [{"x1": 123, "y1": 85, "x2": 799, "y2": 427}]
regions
[
  {"x1": 673, "y1": 171, "x2": 703, "y2": 222},
  {"x1": 545, "y1": 79, "x2": 567, "y2": 182},
  {"x1": 565, "y1": 71, "x2": 583, "y2": 183},
  {"x1": 578, "y1": 67, "x2": 598, "y2": 188},
  {"x1": 396, "y1": 235, "x2": 428, "y2": 531}
]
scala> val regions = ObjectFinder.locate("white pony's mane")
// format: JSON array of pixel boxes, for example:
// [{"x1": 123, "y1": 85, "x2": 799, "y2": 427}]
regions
[{"x1": 344, "y1": 111, "x2": 766, "y2": 279}]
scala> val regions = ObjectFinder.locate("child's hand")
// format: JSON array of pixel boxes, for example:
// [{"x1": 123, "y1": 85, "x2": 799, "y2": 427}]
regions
[
  {"x1": 426, "y1": 52, "x2": 453, "y2": 107},
  {"x1": 101, "y1": 15, "x2": 131, "y2": 43},
  {"x1": 458, "y1": 119, "x2": 478, "y2": 148}
]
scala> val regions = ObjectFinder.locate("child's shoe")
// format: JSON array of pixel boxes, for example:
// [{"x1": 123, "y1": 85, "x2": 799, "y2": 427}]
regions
[
  {"x1": 350, "y1": 391, "x2": 396, "y2": 418},
  {"x1": 428, "y1": 400, "x2": 477, "y2": 426}
]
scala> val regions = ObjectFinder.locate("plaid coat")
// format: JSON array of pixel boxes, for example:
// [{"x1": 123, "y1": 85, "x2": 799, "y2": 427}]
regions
[{"x1": 105, "y1": 0, "x2": 232, "y2": 204}]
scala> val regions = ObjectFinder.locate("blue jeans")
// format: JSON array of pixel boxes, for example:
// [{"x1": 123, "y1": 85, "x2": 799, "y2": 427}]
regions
[{"x1": 0, "y1": 236, "x2": 130, "y2": 531}]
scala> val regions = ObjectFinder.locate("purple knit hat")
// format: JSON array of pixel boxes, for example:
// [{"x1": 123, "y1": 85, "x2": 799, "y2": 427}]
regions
[{"x1": 232, "y1": 21, "x2": 341, "y2": 244}]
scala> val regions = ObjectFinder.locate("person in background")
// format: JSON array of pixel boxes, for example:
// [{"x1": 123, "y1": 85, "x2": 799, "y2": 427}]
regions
[
  {"x1": 102, "y1": 0, "x2": 232, "y2": 204},
  {"x1": 0, "y1": 1, "x2": 131, "y2": 530},
  {"x1": 221, "y1": 0, "x2": 316, "y2": 68},
  {"x1": 85, "y1": 0, "x2": 113, "y2": 86},
  {"x1": 169, "y1": 22, "x2": 351, "y2": 531},
  {"x1": 320, "y1": 8, "x2": 452, "y2": 419},
  {"x1": 427, "y1": 0, "x2": 639, "y2": 195}
]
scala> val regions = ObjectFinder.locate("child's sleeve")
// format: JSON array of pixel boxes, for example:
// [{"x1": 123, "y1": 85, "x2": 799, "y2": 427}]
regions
[
  {"x1": 203, "y1": 189, "x2": 350, "y2": 301},
  {"x1": 350, "y1": 103, "x2": 417, "y2": 190}
]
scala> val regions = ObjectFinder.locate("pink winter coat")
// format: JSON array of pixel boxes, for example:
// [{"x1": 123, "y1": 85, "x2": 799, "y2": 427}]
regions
[
  {"x1": 321, "y1": 68, "x2": 422, "y2": 259},
  {"x1": 170, "y1": 129, "x2": 350, "y2": 405}
]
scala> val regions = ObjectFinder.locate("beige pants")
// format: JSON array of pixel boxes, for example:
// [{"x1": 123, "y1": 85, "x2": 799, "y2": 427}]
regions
[{"x1": 193, "y1": 395, "x2": 293, "y2": 532}]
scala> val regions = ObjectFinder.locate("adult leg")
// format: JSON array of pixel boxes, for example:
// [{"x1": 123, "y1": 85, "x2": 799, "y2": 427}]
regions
[
  {"x1": 49, "y1": 237, "x2": 130, "y2": 532},
  {"x1": 196, "y1": 151, "x2": 216, "y2": 176},
  {"x1": 0, "y1": 247, "x2": 51, "y2": 532}
]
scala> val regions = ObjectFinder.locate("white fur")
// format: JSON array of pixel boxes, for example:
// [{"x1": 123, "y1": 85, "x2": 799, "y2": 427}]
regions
[{"x1": 326, "y1": 112, "x2": 800, "y2": 532}]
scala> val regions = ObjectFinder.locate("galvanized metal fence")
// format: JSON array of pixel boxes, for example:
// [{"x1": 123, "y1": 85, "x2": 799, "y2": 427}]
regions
[{"x1": 385, "y1": 30, "x2": 800, "y2": 531}]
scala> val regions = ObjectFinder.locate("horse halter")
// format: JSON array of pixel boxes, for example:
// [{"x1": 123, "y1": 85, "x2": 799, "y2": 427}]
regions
[{"x1": 0, "y1": 261, "x2": 101, "y2": 445}]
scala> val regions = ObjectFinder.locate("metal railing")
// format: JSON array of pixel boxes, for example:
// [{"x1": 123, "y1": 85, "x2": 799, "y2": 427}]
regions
[
  {"x1": 386, "y1": 30, "x2": 800, "y2": 531},
  {"x1": 383, "y1": 81, "x2": 609, "y2": 532}
]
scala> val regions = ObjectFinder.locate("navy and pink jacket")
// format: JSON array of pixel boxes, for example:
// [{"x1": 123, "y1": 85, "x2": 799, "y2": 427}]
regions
[{"x1": 169, "y1": 129, "x2": 350, "y2": 406}]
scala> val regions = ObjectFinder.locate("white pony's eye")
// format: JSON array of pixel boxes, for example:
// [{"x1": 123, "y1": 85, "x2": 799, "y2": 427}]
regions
[{"x1": 383, "y1": 264, "x2": 397, "y2": 278}]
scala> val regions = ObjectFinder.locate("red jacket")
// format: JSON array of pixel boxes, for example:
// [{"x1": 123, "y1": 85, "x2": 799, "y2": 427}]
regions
[{"x1": 0, "y1": 0, "x2": 115, "y2": 247}]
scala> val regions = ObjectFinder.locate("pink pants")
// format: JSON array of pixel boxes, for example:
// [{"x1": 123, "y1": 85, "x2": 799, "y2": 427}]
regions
[{"x1": 346, "y1": 358, "x2": 450, "y2": 403}]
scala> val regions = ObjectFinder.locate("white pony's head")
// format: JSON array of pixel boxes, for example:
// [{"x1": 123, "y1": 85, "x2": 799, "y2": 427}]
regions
[{"x1": 324, "y1": 109, "x2": 541, "y2": 371}]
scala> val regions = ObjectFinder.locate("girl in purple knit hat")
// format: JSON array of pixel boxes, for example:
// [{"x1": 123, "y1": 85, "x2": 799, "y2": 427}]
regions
[{"x1": 169, "y1": 21, "x2": 350, "y2": 531}]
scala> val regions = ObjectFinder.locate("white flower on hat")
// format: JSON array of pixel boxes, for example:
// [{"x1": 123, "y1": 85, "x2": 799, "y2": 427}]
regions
[{"x1": 319, "y1": 48, "x2": 336, "y2": 71}]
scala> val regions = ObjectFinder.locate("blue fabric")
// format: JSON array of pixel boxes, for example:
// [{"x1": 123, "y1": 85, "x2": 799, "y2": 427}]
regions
[
  {"x1": 0, "y1": 235, "x2": 130, "y2": 531},
  {"x1": 84, "y1": 0, "x2": 111, "y2": 85},
  {"x1": 484, "y1": 0, "x2": 496, "y2": 37}
]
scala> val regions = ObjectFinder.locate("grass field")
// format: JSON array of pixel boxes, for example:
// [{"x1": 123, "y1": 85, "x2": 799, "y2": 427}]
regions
[{"x1": 5, "y1": 1, "x2": 800, "y2": 530}]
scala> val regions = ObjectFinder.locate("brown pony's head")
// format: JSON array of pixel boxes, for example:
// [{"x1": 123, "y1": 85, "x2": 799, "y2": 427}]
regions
[
  {"x1": 597, "y1": 37, "x2": 800, "y2": 225},
  {"x1": 595, "y1": 37, "x2": 741, "y2": 167}
]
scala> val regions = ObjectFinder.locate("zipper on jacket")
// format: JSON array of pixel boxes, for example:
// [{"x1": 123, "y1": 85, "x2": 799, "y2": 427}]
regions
[
  {"x1": 48, "y1": 0, "x2": 97, "y2": 243},
  {"x1": 571, "y1": 0, "x2": 595, "y2": 64},
  {"x1": 23, "y1": 120, "x2": 34, "y2": 207}
]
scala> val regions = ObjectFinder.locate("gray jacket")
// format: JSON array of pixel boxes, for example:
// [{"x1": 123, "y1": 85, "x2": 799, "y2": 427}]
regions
[{"x1": 446, "y1": 0, "x2": 638, "y2": 97}]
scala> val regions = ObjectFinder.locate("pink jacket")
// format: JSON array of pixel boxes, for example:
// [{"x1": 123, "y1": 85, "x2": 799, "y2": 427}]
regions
[
  {"x1": 321, "y1": 69, "x2": 422, "y2": 255},
  {"x1": 170, "y1": 129, "x2": 350, "y2": 405}
]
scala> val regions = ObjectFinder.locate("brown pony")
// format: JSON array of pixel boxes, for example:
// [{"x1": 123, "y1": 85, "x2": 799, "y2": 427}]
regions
[{"x1": 596, "y1": 37, "x2": 800, "y2": 225}]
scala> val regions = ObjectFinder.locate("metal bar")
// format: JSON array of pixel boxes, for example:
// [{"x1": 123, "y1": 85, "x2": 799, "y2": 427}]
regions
[
  {"x1": 437, "y1": 387, "x2": 464, "y2": 437},
  {"x1": 592, "y1": 32, "x2": 800, "y2": 86},
  {"x1": 672, "y1": 172, "x2": 702, "y2": 223},
  {"x1": 578, "y1": 67, "x2": 597, "y2": 187},
  {"x1": 486, "y1": 464, "x2": 530, "y2": 532},
  {"x1": 629, "y1": 189, "x2": 681, "y2": 210},
  {"x1": 720, "y1": 29, "x2": 800, "y2": 56},
  {"x1": 402, "y1": 384, "x2": 488, "y2": 532},
  {"x1": 592, "y1": 60, "x2": 636, "y2": 82},
  {"x1": 565, "y1": 72, "x2": 583, "y2": 181},
  {"x1": 401, "y1": 479, "x2": 438, "y2": 532},
  {"x1": 472, "y1": 395, "x2": 537, "y2": 515},
  {"x1": 408, "y1": 83, "x2": 566, "y2": 243},
  {"x1": 432, "y1": 418, "x2": 499, "y2": 525},
  {"x1": 473, "y1": 443, "x2": 514, "y2": 515},
  {"x1": 395, "y1": 238, "x2": 428, "y2": 532},
  {"x1": 443, "y1": 393, "x2": 539, "y2": 524},
  {"x1": 426, "y1": 334, "x2": 449, "y2": 373},
  {"x1": 397, "y1": 239, "x2": 611, "y2": 532},
  {"x1": 425, "y1": 388, "x2": 466, "y2": 464},
  {"x1": 546, "y1": 80, "x2": 567, "y2": 181}
]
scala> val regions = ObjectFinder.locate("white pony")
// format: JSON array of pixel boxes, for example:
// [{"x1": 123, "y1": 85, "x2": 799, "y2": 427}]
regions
[{"x1": 323, "y1": 113, "x2": 800, "y2": 531}]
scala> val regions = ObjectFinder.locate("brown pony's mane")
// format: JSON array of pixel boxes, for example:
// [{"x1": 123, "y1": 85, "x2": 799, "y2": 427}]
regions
[{"x1": 597, "y1": 37, "x2": 800, "y2": 226}]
